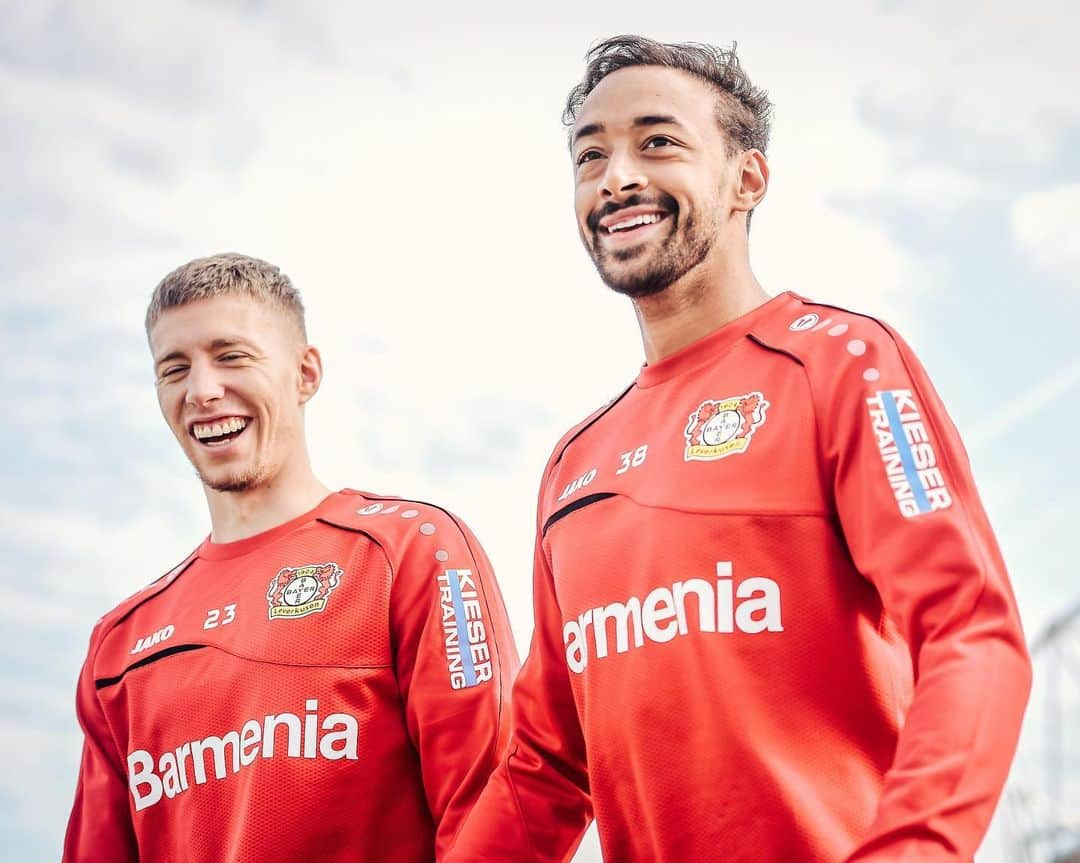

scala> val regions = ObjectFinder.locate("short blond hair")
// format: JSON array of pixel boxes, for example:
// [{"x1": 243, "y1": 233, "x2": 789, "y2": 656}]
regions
[{"x1": 145, "y1": 253, "x2": 307, "y2": 338}]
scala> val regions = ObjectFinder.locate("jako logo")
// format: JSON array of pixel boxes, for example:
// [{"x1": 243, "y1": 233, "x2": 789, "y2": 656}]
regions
[
  {"x1": 130, "y1": 625, "x2": 174, "y2": 655},
  {"x1": 127, "y1": 699, "x2": 358, "y2": 811},
  {"x1": 563, "y1": 561, "x2": 782, "y2": 673}
]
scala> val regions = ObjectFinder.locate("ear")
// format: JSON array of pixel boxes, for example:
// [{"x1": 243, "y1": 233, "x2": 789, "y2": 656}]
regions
[
  {"x1": 732, "y1": 149, "x2": 769, "y2": 214},
  {"x1": 297, "y1": 344, "x2": 323, "y2": 405}
]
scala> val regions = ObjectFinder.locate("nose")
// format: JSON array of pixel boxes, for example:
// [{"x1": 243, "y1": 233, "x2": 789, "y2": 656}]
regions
[
  {"x1": 184, "y1": 361, "x2": 224, "y2": 408},
  {"x1": 600, "y1": 151, "x2": 648, "y2": 201}
]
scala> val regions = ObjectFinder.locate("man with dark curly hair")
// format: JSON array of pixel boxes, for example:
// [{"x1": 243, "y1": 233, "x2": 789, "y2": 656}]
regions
[{"x1": 448, "y1": 36, "x2": 1031, "y2": 862}]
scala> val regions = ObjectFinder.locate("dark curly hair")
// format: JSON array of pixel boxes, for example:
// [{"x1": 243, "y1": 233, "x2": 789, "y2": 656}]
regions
[{"x1": 564, "y1": 35, "x2": 773, "y2": 157}]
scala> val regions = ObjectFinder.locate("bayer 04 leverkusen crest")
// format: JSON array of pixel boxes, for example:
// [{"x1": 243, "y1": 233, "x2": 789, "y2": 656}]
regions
[
  {"x1": 266, "y1": 562, "x2": 343, "y2": 620},
  {"x1": 684, "y1": 392, "x2": 769, "y2": 461}
]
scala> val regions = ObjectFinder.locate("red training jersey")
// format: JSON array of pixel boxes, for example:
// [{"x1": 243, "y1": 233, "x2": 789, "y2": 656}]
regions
[
  {"x1": 64, "y1": 489, "x2": 519, "y2": 863},
  {"x1": 449, "y1": 292, "x2": 1031, "y2": 863}
]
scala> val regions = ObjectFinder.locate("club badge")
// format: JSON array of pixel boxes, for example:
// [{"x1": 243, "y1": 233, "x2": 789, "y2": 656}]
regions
[
  {"x1": 266, "y1": 562, "x2": 343, "y2": 620},
  {"x1": 684, "y1": 392, "x2": 769, "y2": 461}
]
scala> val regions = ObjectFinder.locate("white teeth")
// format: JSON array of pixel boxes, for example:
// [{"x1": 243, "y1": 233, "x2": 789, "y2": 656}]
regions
[
  {"x1": 193, "y1": 417, "x2": 248, "y2": 440},
  {"x1": 608, "y1": 213, "x2": 663, "y2": 233}
]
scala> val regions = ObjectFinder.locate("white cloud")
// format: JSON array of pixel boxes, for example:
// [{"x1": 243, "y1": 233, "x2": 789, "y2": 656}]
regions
[
  {"x1": 0, "y1": 718, "x2": 82, "y2": 859},
  {"x1": 895, "y1": 168, "x2": 988, "y2": 209},
  {"x1": 0, "y1": 500, "x2": 203, "y2": 603},
  {"x1": 845, "y1": 0, "x2": 1080, "y2": 168},
  {"x1": 754, "y1": 191, "x2": 923, "y2": 324},
  {"x1": 1013, "y1": 183, "x2": 1080, "y2": 281}
]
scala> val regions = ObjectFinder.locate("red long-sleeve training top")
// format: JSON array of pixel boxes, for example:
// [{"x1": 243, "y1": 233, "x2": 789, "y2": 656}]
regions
[
  {"x1": 64, "y1": 489, "x2": 518, "y2": 862},
  {"x1": 450, "y1": 292, "x2": 1031, "y2": 863}
]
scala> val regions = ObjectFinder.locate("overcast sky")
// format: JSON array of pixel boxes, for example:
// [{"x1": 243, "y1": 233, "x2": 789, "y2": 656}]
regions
[{"x1": 1, "y1": 1, "x2": 1078, "y2": 860}]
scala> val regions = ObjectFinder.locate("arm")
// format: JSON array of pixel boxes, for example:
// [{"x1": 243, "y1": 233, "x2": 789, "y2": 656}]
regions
[
  {"x1": 390, "y1": 510, "x2": 520, "y2": 860},
  {"x1": 821, "y1": 325, "x2": 1032, "y2": 861},
  {"x1": 448, "y1": 484, "x2": 593, "y2": 862},
  {"x1": 63, "y1": 621, "x2": 139, "y2": 863}
]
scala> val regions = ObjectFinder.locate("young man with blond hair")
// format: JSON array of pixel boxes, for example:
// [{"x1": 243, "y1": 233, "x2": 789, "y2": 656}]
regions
[
  {"x1": 449, "y1": 36, "x2": 1031, "y2": 862},
  {"x1": 64, "y1": 253, "x2": 518, "y2": 862}
]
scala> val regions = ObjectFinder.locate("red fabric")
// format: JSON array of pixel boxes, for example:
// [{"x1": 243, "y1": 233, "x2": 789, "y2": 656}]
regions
[
  {"x1": 64, "y1": 490, "x2": 518, "y2": 863},
  {"x1": 449, "y1": 292, "x2": 1031, "y2": 863}
]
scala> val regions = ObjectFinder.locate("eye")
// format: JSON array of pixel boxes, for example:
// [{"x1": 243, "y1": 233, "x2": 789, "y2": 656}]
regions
[
  {"x1": 219, "y1": 352, "x2": 246, "y2": 362},
  {"x1": 576, "y1": 149, "x2": 604, "y2": 166},
  {"x1": 159, "y1": 365, "x2": 188, "y2": 380},
  {"x1": 644, "y1": 135, "x2": 676, "y2": 149}
]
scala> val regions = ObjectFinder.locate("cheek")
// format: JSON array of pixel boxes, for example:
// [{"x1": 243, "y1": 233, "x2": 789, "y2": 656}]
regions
[
  {"x1": 262, "y1": 372, "x2": 301, "y2": 420},
  {"x1": 157, "y1": 389, "x2": 180, "y2": 423},
  {"x1": 713, "y1": 165, "x2": 735, "y2": 198},
  {"x1": 574, "y1": 184, "x2": 594, "y2": 227},
  {"x1": 677, "y1": 179, "x2": 719, "y2": 220}
]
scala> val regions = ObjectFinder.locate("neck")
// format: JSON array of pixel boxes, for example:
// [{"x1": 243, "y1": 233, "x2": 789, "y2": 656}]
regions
[
  {"x1": 632, "y1": 236, "x2": 767, "y2": 365},
  {"x1": 204, "y1": 448, "x2": 331, "y2": 544}
]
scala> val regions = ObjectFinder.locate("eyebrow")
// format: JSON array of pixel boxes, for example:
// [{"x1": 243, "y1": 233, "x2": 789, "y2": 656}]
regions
[
  {"x1": 572, "y1": 115, "x2": 685, "y2": 146},
  {"x1": 154, "y1": 337, "x2": 248, "y2": 368},
  {"x1": 633, "y1": 114, "x2": 682, "y2": 129},
  {"x1": 572, "y1": 122, "x2": 604, "y2": 145}
]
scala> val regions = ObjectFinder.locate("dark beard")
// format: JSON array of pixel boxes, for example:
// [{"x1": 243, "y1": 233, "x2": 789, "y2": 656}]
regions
[{"x1": 586, "y1": 194, "x2": 712, "y2": 299}]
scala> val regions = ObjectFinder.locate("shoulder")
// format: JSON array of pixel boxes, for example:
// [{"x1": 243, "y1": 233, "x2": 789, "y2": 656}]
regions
[
  {"x1": 316, "y1": 489, "x2": 484, "y2": 570},
  {"x1": 544, "y1": 382, "x2": 636, "y2": 476},
  {"x1": 83, "y1": 548, "x2": 198, "y2": 669},
  {"x1": 748, "y1": 293, "x2": 922, "y2": 396},
  {"x1": 750, "y1": 294, "x2": 909, "y2": 365},
  {"x1": 97, "y1": 549, "x2": 197, "y2": 630}
]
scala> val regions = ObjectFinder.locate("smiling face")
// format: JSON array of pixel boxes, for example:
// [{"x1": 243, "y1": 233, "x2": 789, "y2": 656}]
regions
[
  {"x1": 149, "y1": 294, "x2": 318, "y2": 494},
  {"x1": 572, "y1": 66, "x2": 742, "y2": 298}
]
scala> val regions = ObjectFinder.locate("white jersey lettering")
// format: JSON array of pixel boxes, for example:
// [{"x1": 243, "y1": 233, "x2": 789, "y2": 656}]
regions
[
  {"x1": 563, "y1": 561, "x2": 783, "y2": 673},
  {"x1": 127, "y1": 698, "x2": 359, "y2": 811}
]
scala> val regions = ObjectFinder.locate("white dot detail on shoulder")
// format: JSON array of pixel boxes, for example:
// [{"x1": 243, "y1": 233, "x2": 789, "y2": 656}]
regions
[
  {"x1": 382, "y1": 505, "x2": 399, "y2": 515},
  {"x1": 357, "y1": 503, "x2": 383, "y2": 515},
  {"x1": 435, "y1": 549, "x2": 449, "y2": 562},
  {"x1": 863, "y1": 367, "x2": 881, "y2": 382},
  {"x1": 419, "y1": 522, "x2": 436, "y2": 536},
  {"x1": 789, "y1": 313, "x2": 819, "y2": 332},
  {"x1": 827, "y1": 323, "x2": 849, "y2": 337},
  {"x1": 401, "y1": 509, "x2": 419, "y2": 519},
  {"x1": 847, "y1": 339, "x2": 867, "y2": 356}
]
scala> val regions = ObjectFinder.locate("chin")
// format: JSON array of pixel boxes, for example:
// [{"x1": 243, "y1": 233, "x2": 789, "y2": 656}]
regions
[
  {"x1": 199, "y1": 463, "x2": 268, "y2": 494},
  {"x1": 598, "y1": 261, "x2": 676, "y2": 299},
  {"x1": 205, "y1": 477, "x2": 258, "y2": 494}
]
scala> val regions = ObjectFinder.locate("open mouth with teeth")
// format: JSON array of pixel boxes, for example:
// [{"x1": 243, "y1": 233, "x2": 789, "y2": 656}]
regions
[
  {"x1": 191, "y1": 416, "x2": 250, "y2": 447},
  {"x1": 604, "y1": 212, "x2": 669, "y2": 235}
]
